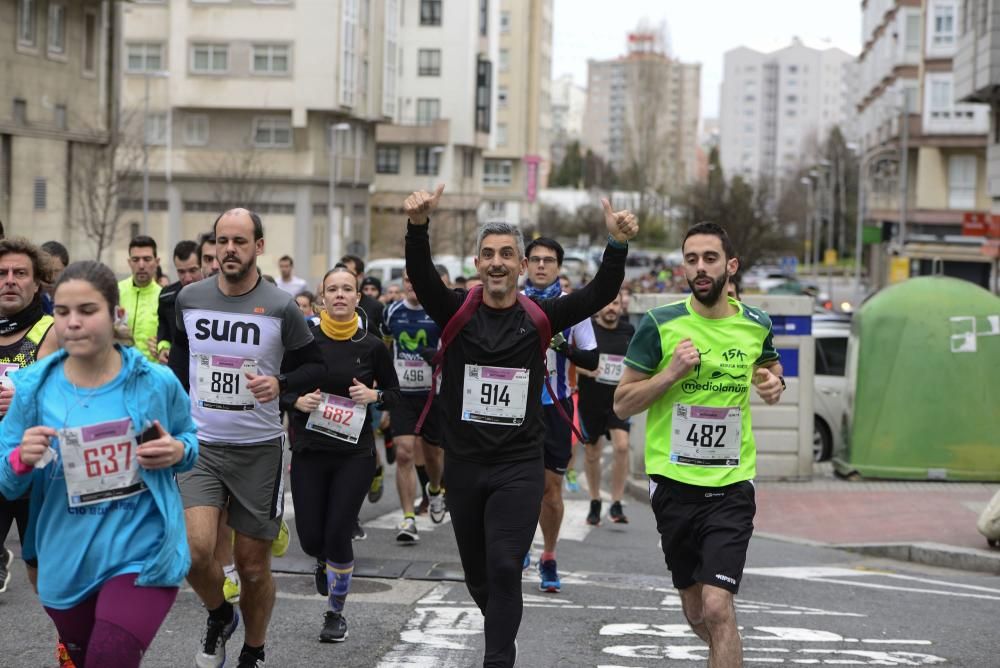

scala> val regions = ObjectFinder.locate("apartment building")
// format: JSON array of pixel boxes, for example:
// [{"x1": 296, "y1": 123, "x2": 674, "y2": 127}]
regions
[
  {"x1": 121, "y1": 0, "x2": 394, "y2": 283},
  {"x1": 581, "y1": 29, "x2": 700, "y2": 197},
  {"x1": 1, "y1": 0, "x2": 117, "y2": 246},
  {"x1": 550, "y1": 72, "x2": 586, "y2": 169},
  {"x1": 370, "y1": 0, "x2": 497, "y2": 260},
  {"x1": 857, "y1": 0, "x2": 993, "y2": 288},
  {"x1": 719, "y1": 38, "x2": 855, "y2": 193}
]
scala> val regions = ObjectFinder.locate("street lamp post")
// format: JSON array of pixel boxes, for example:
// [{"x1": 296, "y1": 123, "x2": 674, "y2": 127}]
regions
[
  {"x1": 141, "y1": 70, "x2": 169, "y2": 237},
  {"x1": 800, "y1": 176, "x2": 813, "y2": 268},
  {"x1": 328, "y1": 122, "x2": 352, "y2": 270}
]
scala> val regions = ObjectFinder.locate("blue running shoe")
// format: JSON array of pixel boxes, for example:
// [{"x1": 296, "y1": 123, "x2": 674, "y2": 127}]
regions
[
  {"x1": 522, "y1": 552, "x2": 531, "y2": 571},
  {"x1": 538, "y1": 559, "x2": 560, "y2": 593}
]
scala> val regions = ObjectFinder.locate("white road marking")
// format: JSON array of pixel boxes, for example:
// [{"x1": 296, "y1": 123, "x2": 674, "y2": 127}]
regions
[
  {"x1": 745, "y1": 566, "x2": 1000, "y2": 602},
  {"x1": 364, "y1": 508, "x2": 453, "y2": 532},
  {"x1": 376, "y1": 584, "x2": 484, "y2": 668}
]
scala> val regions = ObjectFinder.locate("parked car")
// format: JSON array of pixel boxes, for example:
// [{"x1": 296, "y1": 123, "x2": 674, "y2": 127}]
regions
[{"x1": 813, "y1": 316, "x2": 850, "y2": 462}]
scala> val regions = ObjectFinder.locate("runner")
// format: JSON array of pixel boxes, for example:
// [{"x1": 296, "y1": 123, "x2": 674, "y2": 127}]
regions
[
  {"x1": 282, "y1": 265, "x2": 399, "y2": 643},
  {"x1": 0, "y1": 260, "x2": 198, "y2": 668},
  {"x1": 154, "y1": 240, "x2": 202, "y2": 364},
  {"x1": 577, "y1": 294, "x2": 634, "y2": 526},
  {"x1": 521, "y1": 237, "x2": 599, "y2": 593},
  {"x1": 118, "y1": 236, "x2": 161, "y2": 362},
  {"x1": 381, "y1": 271, "x2": 446, "y2": 543},
  {"x1": 403, "y1": 185, "x2": 636, "y2": 667},
  {"x1": 614, "y1": 222, "x2": 784, "y2": 668},
  {"x1": 172, "y1": 208, "x2": 326, "y2": 668}
]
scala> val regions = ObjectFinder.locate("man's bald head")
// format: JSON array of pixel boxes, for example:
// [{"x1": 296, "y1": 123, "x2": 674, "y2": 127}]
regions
[{"x1": 214, "y1": 208, "x2": 264, "y2": 241}]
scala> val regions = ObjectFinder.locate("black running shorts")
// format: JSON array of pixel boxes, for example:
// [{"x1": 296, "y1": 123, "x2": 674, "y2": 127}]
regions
[
  {"x1": 391, "y1": 393, "x2": 442, "y2": 445},
  {"x1": 542, "y1": 398, "x2": 575, "y2": 474},
  {"x1": 649, "y1": 475, "x2": 755, "y2": 594},
  {"x1": 579, "y1": 410, "x2": 630, "y2": 445}
]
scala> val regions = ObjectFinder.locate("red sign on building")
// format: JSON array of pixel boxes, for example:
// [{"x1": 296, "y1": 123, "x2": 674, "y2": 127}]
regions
[{"x1": 962, "y1": 212, "x2": 1000, "y2": 238}]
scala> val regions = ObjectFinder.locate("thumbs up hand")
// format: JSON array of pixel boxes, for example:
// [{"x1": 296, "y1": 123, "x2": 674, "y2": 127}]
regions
[
  {"x1": 601, "y1": 197, "x2": 639, "y2": 243},
  {"x1": 404, "y1": 184, "x2": 446, "y2": 223}
]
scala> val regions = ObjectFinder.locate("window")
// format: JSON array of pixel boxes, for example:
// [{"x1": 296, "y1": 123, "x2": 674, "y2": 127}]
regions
[
  {"x1": 476, "y1": 57, "x2": 492, "y2": 133},
  {"x1": 420, "y1": 0, "x2": 441, "y2": 25},
  {"x1": 931, "y1": 2, "x2": 956, "y2": 47},
  {"x1": 126, "y1": 43, "x2": 163, "y2": 73},
  {"x1": 145, "y1": 113, "x2": 168, "y2": 145},
  {"x1": 930, "y1": 77, "x2": 953, "y2": 119},
  {"x1": 33, "y1": 178, "x2": 46, "y2": 210},
  {"x1": 786, "y1": 95, "x2": 798, "y2": 103},
  {"x1": 18, "y1": 0, "x2": 36, "y2": 46},
  {"x1": 499, "y1": 49, "x2": 509, "y2": 72},
  {"x1": 788, "y1": 64, "x2": 798, "y2": 73},
  {"x1": 479, "y1": 0, "x2": 488, "y2": 36},
  {"x1": 462, "y1": 148, "x2": 474, "y2": 178},
  {"x1": 498, "y1": 85, "x2": 508, "y2": 108},
  {"x1": 500, "y1": 10, "x2": 510, "y2": 32},
  {"x1": 376, "y1": 146, "x2": 400, "y2": 173},
  {"x1": 418, "y1": 49, "x2": 441, "y2": 76},
  {"x1": 252, "y1": 117, "x2": 292, "y2": 147},
  {"x1": 382, "y1": 0, "x2": 398, "y2": 118},
  {"x1": 496, "y1": 122, "x2": 507, "y2": 146},
  {"x1": 815, "y1": 336, "x2": 847, "y2": 376},
  {"x1": 342, "y1": 0, "x2": 357, "y2": 105},
  {"x1": 483, "y1": 159, "x2": 512, "y2": 186},
  {"x1": 487, "y1": 200, "x2": 505, "y2": 216},
  {"x1": 191, "y1": 43, "x2": 228, "y2": 74},
  {"x1": 13, "y1": 99, "x2": 26, "y2": 124},
  {"x1": 184, "y1": 114, "x2": 209, "y2": 146},
  {"x1": 48, "y1": 3, "x2": 65, "y2": 54},
  {"x1": 948, "y1": 155, "x2": 976, "y2": 208},
  {"x1": 252, "y1": 44, "x2": 290, "y2": 75},
  {"x1": 83, "y1": 10, "x2": 97, "y2": 73},
  {"x1": 416, "y1": 98, "x2": 440, "y2": 125},
  {"x1": 415, "y1": 147, "x2": 441, "y2": 175},
  {"x1": 904, "y1": 12, "x2": 922, "y2": 55},
  {"x1": 54, "y1": 104, "x2": 66, "y2": 130}
]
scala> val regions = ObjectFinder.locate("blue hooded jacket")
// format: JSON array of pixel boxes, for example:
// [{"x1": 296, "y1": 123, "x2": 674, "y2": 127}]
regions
[{"x1": 0, "y1": 345, "x2": 198, "y2": 591}]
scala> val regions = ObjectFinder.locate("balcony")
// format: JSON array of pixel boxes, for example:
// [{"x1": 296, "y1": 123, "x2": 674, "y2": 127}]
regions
[
  {"x1": 376, "y1": 119, "x2": 451, "y2": 146},
  {"x1": 954, "y1": 19, "x2": 1000, "y2": 103}
]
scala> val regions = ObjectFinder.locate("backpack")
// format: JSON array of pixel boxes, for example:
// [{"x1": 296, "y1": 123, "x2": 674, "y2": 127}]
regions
[{"x1": 416, "y1": 286, "x2": 583, "y2": 442}]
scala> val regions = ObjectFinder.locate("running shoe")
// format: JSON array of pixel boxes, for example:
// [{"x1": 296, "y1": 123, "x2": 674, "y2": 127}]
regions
[
  {"x1": 564, "y1": 469, "x2": 580, "y2": 493},
  {"x1": 415, "y1": 495, "x2": 429, "y2": 516},
  {"x1": 319, "y1": 611, "x2": 348, "y2": 643},
  {"x1": 195, "y1": 607, "x2": 240, "y2": 668},
  {"x1": 368, "y1": 466, "x2": 384, "y2": 503},
  {"x1": 0, "y1": 547, "x2": 11, "y2": 593},
  {"x1": 522, "y1": 552, "x2": 531, "y2": 571},
  {"x1": 586, "y1": 499, "x2": 602, "y2": 526},
  {"x1": 609, "y1": 501, "x2": 629, "y2": 524},
  {"x1": 56, "y1": 641, "x2": 76, "y2": 668},
  {"x1": 352, "y1": 518, "x2": 366, "y2": 541},
  {"x1": 313, "y1": 559, "x2": 328, "y2": 596},
  {"x1": 396, "y1": 517, "x2": 419, "y2": 543},
  {"x1": 270, "y1": 519, "x2": 290, "y2": 558},
  {"x1": 538, "y1": 559, "x2": 561, "y2": 593},
  {"x1": 222, "y1": 573, "x2": 241, "y2": 604},
  {"x1": 427, "y1": 483, "x2": 447, "y2": 524},
  {"x1": 236, "y1": 651, "x2": 265, "y2": 668}
]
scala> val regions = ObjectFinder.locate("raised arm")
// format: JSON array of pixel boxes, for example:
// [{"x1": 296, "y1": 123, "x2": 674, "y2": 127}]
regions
[{"x1": 403, "y1": 185, "x2": 463, "y2": 327}]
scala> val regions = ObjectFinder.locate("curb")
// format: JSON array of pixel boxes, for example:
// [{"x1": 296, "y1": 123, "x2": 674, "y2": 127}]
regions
[{"x1": 624, "y1": 477, "x2": 1000, "y2": 575}]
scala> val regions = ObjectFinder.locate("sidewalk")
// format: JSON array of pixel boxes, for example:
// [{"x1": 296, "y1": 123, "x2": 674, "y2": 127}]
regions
[{"x1": 627, "y1": 463, "x2": 1000, "y2": 574}]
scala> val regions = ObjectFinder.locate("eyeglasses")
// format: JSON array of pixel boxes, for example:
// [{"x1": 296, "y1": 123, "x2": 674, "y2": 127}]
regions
[{"x1": 529, "y1": 256, "x2": 558, "y2": 266}]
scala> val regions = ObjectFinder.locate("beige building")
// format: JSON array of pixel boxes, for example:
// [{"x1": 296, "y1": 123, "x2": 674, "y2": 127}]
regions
[
  {"x1": 481, "y1": 0, "x2": 552, "y2": 227},
  {"x1": 120, "y1": 0, "x2": 395, "y2": 284},
  {"x1": 0, "y1": 0, "x2": 117, "y2": 246},
  {"x1": 550, "y1": 72, "x2": 586, "y2": 168},
  {"x1": 857, "y1": 0, "x2": 994, "y2": 288},
  {"x1": 370, "y1": 0, "x2": 498, "y2": 261},
  {"x1": 581, "y1": 28, "x2": 700, "y2": 197}
]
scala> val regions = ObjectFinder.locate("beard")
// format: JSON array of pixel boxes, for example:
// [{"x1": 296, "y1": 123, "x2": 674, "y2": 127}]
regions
[
  {"x1": 687, "y1": 271, "x2": 728, "y2": 307},
  {"x1": 221, "y1": 256, "x2": 255, "y2": 284},
  {"x1": 600, "y1": 312, "x2": 619, "y2": 327}
]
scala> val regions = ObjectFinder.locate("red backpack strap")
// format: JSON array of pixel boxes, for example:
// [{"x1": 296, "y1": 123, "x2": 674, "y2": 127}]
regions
[
  {"x1": 516, "y1": 294, "x2": 585, "y2": 444},
  {"x1": 416, "y1": 286, "x2": 483, "y2": 435}
]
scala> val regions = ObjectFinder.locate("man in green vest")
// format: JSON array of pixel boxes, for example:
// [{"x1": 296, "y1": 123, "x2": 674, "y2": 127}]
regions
[
  {"x1": 118, "y1": 235, "x2": 162, "y2": 362},
  {"x1": 615, "y1": 222, "x2": 785, "y2": 668}
]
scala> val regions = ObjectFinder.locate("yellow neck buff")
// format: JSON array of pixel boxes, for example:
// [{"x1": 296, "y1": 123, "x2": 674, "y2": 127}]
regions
[{"x1": 320, "y1": 310, "x2": 359, "y2": 341}]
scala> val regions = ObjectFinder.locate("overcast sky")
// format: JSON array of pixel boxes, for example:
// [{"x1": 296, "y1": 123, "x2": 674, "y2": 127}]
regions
[{"x1": 552, "y1": 0, "x2": 862, "y2": 119}]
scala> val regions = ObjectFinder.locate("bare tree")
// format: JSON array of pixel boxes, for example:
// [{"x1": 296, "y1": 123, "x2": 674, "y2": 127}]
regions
[
  {"x1": 205, "y1": 149, "x2": 273, "y2": 211},
  {"x1": 70, "y1": 117, "x2": 144, "y2": 262}
]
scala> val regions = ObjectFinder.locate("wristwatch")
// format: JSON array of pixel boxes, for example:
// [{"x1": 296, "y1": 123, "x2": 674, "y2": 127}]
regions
[
  {"x1": 276, "y1": 374, "x2": 288, "y2": 392},
  {"x1": 778, "y1": 375, "x2": 786, "y2": 391},
  {"x1": 375, "y1": 389, "x2": 384, "y2": 407}
]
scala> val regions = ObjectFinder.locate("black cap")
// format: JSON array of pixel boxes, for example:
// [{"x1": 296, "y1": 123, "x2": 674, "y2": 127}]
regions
[{"x1": 361, "y1": 276, "x2": 382, "y2": 294}]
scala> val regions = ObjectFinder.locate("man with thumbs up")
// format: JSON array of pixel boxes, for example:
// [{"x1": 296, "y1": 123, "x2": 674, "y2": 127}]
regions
[
  {"x1": 614, "y1": 221, "x2": 783, "y2": 668},
  {"x1": 402, "y1": 184, "x2": 637, "y2": 668}
]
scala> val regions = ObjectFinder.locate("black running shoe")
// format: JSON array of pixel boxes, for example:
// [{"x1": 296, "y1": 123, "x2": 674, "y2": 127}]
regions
[
  {"x1": 319, "y1": 611, "x2": 348, "y2": 643},
  {"x1": 586, "y1": 499, "x2": 601, "y2": 526},
  {"x1": 609, "y1": 500, "x2": 629, "y2": 524}
]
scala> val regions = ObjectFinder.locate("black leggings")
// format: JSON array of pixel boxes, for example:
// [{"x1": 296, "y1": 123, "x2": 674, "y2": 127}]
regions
[
  {"x1": 445, "y1": 454, "x2": 544, "y2": 668},
  {"x1": 0, "y1": 496, "x2": 30, "y2": 547},
  {"x1": 289, "y1": 450, "x2": 375, "y2": 563}
]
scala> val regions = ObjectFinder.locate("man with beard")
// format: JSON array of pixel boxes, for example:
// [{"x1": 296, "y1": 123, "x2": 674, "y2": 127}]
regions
[
  {"x1": 404, "y1": 185, "x2": 637, "y2": 668},
  {"x1": 118, "y1": 235, "x2": 162, "y2": 361},
  {"x1": 173, "y1": 208, "x2": 325, "y2": 668},
  {"x1": 154, "y1": 240, "x2": 203, "y2": 365},
  {"x1": 577, "y1": 293, "x2": 634, "y2": 526},
  {"x1": 614, "y1": 222, "x2": 784, "y2": 668},
  {"x1": 0, "y1": 238, "x2": 59, "y2": 597}
]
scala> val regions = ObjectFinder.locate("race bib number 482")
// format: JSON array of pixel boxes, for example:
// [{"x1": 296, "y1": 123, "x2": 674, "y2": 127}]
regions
[{"x1": 669, "y1": 404, "x2": 742, "y2": 467}]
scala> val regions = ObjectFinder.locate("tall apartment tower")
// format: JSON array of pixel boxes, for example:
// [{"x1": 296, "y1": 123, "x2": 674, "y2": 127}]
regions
[
  {"x1": 581, "y1": 28, "x2": 700, "y2": 197},
  {"x1": 719, "y1": 38, "x2": 854, "y2": 192},
  {"x1": 370, "y1": 0, "x2": 498, "y2": 259},
  {"x1": 120, "y1": 0, "x2": 393, "y2": 283}
]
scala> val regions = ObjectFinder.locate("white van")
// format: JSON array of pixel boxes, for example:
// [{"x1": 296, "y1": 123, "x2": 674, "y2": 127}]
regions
[{"x1": 366, "y1": 256, "x2": 472, "y2": 287}]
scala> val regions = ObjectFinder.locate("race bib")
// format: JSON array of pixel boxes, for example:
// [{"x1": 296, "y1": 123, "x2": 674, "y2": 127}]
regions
[
  {"x1": 669, "y1": 404, "x2": 742, "y2": 467},
  {"x1": 195, "y1": 354, "x2": 257, "y2": 411},
  {"x1": 0, "y1": 362, "x2": 18, "y2": 389},
  {"x1": 596, "y1": 354, "x2": 625, "y2": 385},
  {"x1": 306, "y1": 393, "x2": 365, "y2": 444},
  {"x1": 59, "y1": 418, "x2": 147, "y2": 507},
  {"x1": 395, "y1": 358, "x2": 432, "y2": 391},
  {"x1": 461, "y1": 365, "x2": 529, "y2": 426}
]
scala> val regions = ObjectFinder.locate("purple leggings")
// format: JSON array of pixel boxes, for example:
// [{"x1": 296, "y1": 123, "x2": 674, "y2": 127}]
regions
[{"x1": 44, "y1": 573, "x2": 178, "y2": 668}]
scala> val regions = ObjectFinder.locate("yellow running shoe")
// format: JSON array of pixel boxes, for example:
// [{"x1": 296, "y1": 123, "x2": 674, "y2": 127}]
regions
[
  {"x1": 222, "y1": 574, "x2": 241, "y2": 604},
  {"x1": 271, "y1": 519, "x2": 290, "y2": 558},
  {"x1": 368, "y1": 466, "x2": 384, "y2": 503}
]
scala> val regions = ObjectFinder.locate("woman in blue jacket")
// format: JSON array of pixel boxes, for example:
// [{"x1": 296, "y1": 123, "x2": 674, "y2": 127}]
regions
[{"x1": 0, "y1": 261, "x2": 198, "y2": 668}]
